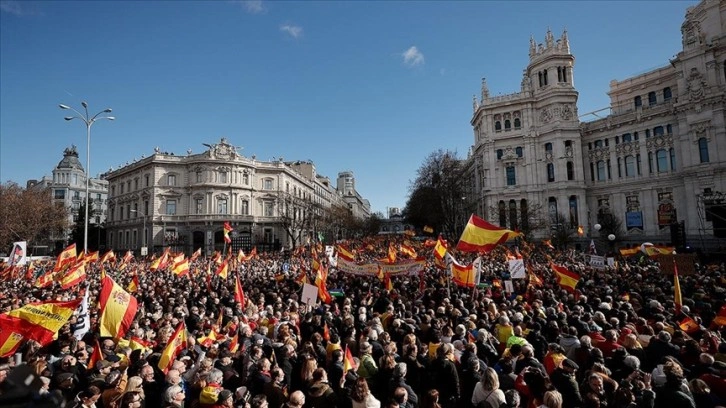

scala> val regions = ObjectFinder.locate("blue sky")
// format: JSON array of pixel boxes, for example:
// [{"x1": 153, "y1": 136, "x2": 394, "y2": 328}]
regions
[{"x1": 0, "y1": 0, "x2": 696, "y2": 215}]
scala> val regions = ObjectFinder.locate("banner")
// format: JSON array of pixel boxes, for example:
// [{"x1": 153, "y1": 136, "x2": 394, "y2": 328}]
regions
[
  {"x1": 508, "y1": 259, "x2": 526, "y2": 279},
  {"x1": 72, "y1": 290, "x2": 90, "y2": 340},
  {"x1": 336, "y1": 258, "x2": 425, "y2": 276},
  {"x1": 589, "y1": 255, "x2": 606, "y2": 269},
  {"x1": 8, "y1": 241, "x2": 27, "y2": 266}
]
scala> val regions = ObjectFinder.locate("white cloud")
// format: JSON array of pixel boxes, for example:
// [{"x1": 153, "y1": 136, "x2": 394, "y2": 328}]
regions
[
  {"x1": 241, "y1": 0, "x2": 265, "y2": 14},
  {"x1": 0, "y1": 1, "x2": 37, "y2": 16},
  {"x1": 401, "y1": 46, "x2": 425, "y2": 67},
  {"x1": 280, "y1": 24, "x2": 303, "y2": 39}
]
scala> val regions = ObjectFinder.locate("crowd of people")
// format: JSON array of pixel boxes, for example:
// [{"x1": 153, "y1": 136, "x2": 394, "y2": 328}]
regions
[{"x1": 0, "y1": 237, "x2": 725, "y2": 408}]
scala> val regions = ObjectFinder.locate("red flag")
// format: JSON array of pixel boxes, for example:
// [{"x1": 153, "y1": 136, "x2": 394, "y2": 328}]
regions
[
  {"x1": 456, "y1": 214, "x2": 521, "y2": 252},
  {"x1": 0, "y1": 299, "x2": 82, "y2": 346},
  {"x1": 88, "y1": 340, "x2": 103, "y2": 370},
  {"x1": 323, "y1": 322, "x2": 330, "y2": 341},
  {"x1": 234, "y1": 273, "x2": 245, "y2": 307},
  {"x1": 54, "y1": 243, "x2": 77, "y2": 271},
  {"x1": 679, "y1": 316, "x2": 700, "y2": 334},
  {"x1": 223, "y1": 222, "x2": 233, "y2": 244},
  {"x1": 99, "y1": 275, "x2": 138, "y2": 339},
  {"x1": 216, "y1": 260, "x2": 229, "y2": 279},
  {"x1": 343, "y1": 346, "x2": 355, "y2": 374},
  {"x1": 190, "y1": 248, "x2": 202, "y2": 262},
  {"x1": 60, "y1": 262, "x2": 86, "y2": 289},
  {"x1": 158, "y1": 322, "x2": 187, "y2": 374},
  {"x1": 551, "y1": 263, "x2": 580, "y2": 294}
]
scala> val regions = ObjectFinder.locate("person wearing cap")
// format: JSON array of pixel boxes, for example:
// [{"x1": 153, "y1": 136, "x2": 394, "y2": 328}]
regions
[{"x1": 550, "y1": 359, "x2": 581, "y2": 408}]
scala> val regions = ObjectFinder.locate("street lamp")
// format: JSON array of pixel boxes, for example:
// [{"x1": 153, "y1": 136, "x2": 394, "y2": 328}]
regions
[
  {"x1": 59, "y1": 102, "x2": 114, "y2": 254},
  {"x1": 130, "y1": 209, "x2": 147, "y2": 252}
]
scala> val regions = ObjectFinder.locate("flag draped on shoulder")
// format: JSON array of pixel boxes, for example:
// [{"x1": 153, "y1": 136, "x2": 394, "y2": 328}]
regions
[
  {"x1": 456, "y1": 214, "x2": 521, "y2": 253},
  {"x1": 99, "y1": 275, "x2": 138, "y2": 339},
  {"x1": 0, "y1": 298, "x2": 82, "y2": 346},
  {"x1": 550, "y1": 263, "x2": 580, "y2": 294},
  {"x1": 159, "y1": 322, "x2": 187, "y2": 374}
]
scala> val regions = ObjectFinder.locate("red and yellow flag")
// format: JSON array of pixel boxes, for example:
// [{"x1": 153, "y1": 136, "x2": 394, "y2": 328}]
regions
[
  {"x1": 384, "y1": 272, "x2": 393, "y2": 291},
  {"x1": 296, "y1": 270, "x2": 309, "y2": 286},
  {"x1": 60, "y1": 262, "x2": 86, "y2": 289},
  {"x1": 451, "y1": 260, "x2": 476, "y2": 288},
  {"x1": 433, "y1": 236, "x2": 447, "y2": 260},
  {"x1": 551, "y1": 263, "x2": 580, "y2": 294},
  {"x1": 99, "y1": 275, "x2": 138, "y2": 339},
  {"x1": 234, "y1": 273, "x2": 245, "y2": 306},
  {"x1": 84, "y1": 251, "x2": 99, "y2": 264},
  {"x1": 100, "y1": 250, "x2": 116, "y2": 264},
  {"x1": 679, "y1": 316, "x2": 700, "y2": 334},
  {"x1": 323, "y1": 322, "x2": 330, "y2": 341},
  {"x1": 129, "y1": 336, "x2": 153, "y2": 353},
  {"x1": 197, "y1": 328, "x2": 219, "y2": 348},
  {"x1": 400, "y1": 243, "x2": 417, "y2": 258},
  {"x1": 674, "y1": 259, "x2": 682, "y2": 315},
  {"x1": 54, "y1": 243, "x2": 77, "y2": 271},
  {"x1": 542, "y1": 240, "x2": 555, "y2": 250},
  {"x1": 158, "y1": 322, "x2": 187, "y2": 374},
  {"x1": 223, "y1": 222, "x2": 233, "y2": 244},
  {"x1": 0, "y1": 298, "x2": 82, "y2": 346},
  {"x1": 619, "y1": 247, "x2": 640, "y2": 257},
  {"x1": 387, "y1": 243, "x2": 397, "y2": 264},
  {"x1": 215, "y1": 260, "x2": 229, "y2": 279},
  {"x1": 229, "y1": 333, "x2": 239, "y2": 353},
  {"x1": 172, "y1": 258, "x2": 190, "y2": 277},
  {"x1": 127, "y1": 275, "x2": 140, "y2": 293},
  {"x1": 0, "y1": 328, "x2": 24, "y2": 358},
  {"x1": 343, "y1": 346, "x2": 355, "y2": 374},
  {"x1": 34, "y1": 270, "x2": 56, "y2": 288},
  {"x1": 456, "y1": 214, "x2": 521, "y2": 253},
  {"x1": 336, "y1": 245, "x2": 355, "y2": 262},
  {"x1": 315, "y1": 270, "x2": 332, "y2": 304},
  {"x1": 87, "y1": 340, "x2": 103, "y2": 370},
  {"x1": 190, "y1": 248, "x2": 202, "y2": 262}
]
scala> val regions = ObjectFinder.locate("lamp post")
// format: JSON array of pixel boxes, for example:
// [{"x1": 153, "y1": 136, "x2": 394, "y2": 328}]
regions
[
  {"x1": 59, "y1": 102, "x2": 114, "y2": 254},
  {"x1": 130, "y1": 209, "x2": 147, "y2": 254}
]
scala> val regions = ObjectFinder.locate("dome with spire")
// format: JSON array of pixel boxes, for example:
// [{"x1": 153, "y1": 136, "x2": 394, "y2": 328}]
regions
[{"x1": 56, "y1": 145, "x2": 85, "y2": 172}]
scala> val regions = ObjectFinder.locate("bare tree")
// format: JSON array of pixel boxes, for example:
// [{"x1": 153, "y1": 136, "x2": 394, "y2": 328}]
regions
[
  {"x1": 487, "y1": 201, "x2": 549, "y2": 238},
  {"x1": 277, "y1": 191, "x2": 317, "y2": 249},
  {"x1": 0, "y1": 182, "x2": 70, "y2": 252},
  {"x1": 550, "y1": 212, "x2": 576, "y2": 249}
]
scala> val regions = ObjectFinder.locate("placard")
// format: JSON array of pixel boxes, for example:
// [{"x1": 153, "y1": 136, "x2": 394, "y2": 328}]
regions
[
  {"x1": 508, "y1": 259, "x2": 526, "y2": 279},
  {"x1": 301, "y1": 284, "x2": 319, "y2": 307},
  {"x1": 504, "y1": 280, "x2": 514, "y2": 293}
]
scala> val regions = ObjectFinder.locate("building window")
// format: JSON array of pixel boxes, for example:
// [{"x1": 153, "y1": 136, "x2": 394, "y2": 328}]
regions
[
  {"x1": 636, "y1": 154, "x2": 642, "y2": 175},
  {"x1": 241, "y1": 200, "x2": 249, "y2": 215},
  {"x1": 645, "y1": 129, "x2": 651, "y2": 138},
  {"x1": 196, "y1": 171, "x2": 202, "y2": 183},
  {"x1": 633, "y1": 131, "x2": 639, "y2": 140},
  {"x1": 496, "y1": 149, "x2": 503, "y2": 160},
  {"x1": 498, "y1": 201, "x2": 506, "y2": 227},
  {"x1": 219, "y1": 171, "x2": 227, "y2": 184},
  {"x1": 625, "y1": 155, "x2": 636, "y2": 177},
  {"x1": 604, "y1": 139, "x2": 609, "y2": 147},
  {"x1": 669, "y1": 148, "x2": 676, "y2": 170},
  {"x1": 167, "y1": 174, "x2": 176, "y2": 186},
  {"x1": 263, "y1": 201, "x2": 274, "y2": 217},
  {"x1": 663, "y1": 87, "x2": 672, "y2": 101},
  {"x1": 218, "y1": 198, "x2": 228, "y2": 214},
  {"x1": 543, "y1": 69, "x2": 548, "y2": 85},
  {"x1": 597, "y1": 160, "x2": 606, "y2": 181},
  {"x1": 514, "y1": 118, "x2": 521, "y2": 128},
  {"x1": 548, "y1": 197, "x2": 557, "y2": 223},
  {"x1": 568, "y1": 196, "x2": 578, "y2": 227},
  {"x1": 648, "y1": 91, "x2": 657, "y2": 106},
  {"x1": 120, "y1": 184, "x2": 124, "y2": 194},
  {"x1": 242, "y1": 172, "x2": 249, "y2": 185},
  {"x1": 617, "y1": 158, "x2": 622, "y2": 178},
  {"x1": 538, "y1": 72, "x2": 543, "y2": 87},
  {"x1": 54, "y1": 189, "x2": 65, "y2": 199},
  {"x1": 144, "y1": 200, "x2": 149, "y2": 216},
  {"x1": 504, "y1": 120, "x2": 511, "y2": 130},
  {"x1": 505, "y1": 166, "x2": 516, "y2": 186},
  {"x1": 195, "y1": 198, "x2": 203, "y2": 214},
  {"x1": 699, "y1": 138, "x2": 710, "y2": 163},
  {"x1": 263, "y1": 178, "x2": 273, "y2": 190},
  {"x1": 566, "y1": 161, "x2": 574, "y2": 180},
  {"x1": 594, "y1": 140, "x2": 603, "y2": 148},
  {"x1": 127, "y1": 181, "x2": 131, "y2": 192},
  {"x1": 74, "y1": 191, "x2": 80, "y2": 200},
  {"x1": 145, "y1": 175, "x2": 150, "y2": 187},
  {"x1": 622, "y1": 133, "x2": 632, "y2": 143},
  {"x1": 607, "y1": 159, "x2": 612, "y2": 179},
  {"x1": 654, "y1": 126, "x2": 664, "y2": 136},
  {"x1": 547, "y1": 163, "x2": 555, "y2": 182},
  {"x1": 515, "y1": 147, "x2": 523, "y2": 158},
  {"x1": 634, "y1": 95, "x2": 642, "y2": 108},
  {"x1": 666, "y1": 124, "x2": 673, "y2": 134},
  {"x1": 495, "y1": 121, "x2": 501, "y2": 131},
  {"x1": 166, "y1": 199, "x2": 177, "y2": 215},
  {"x1": 509, "y1": 200, "x2": 518, "y2": 230},
  {"x1": 656, "y1": 149, "x2": 668, "y2": 172},
  {"x1": 134, "y1": 179, "x2": 138, "y2": 190},
  {"x1": 133, "y1": 203, "x2": 138, "y2": 216},
  {"x1": 590, "y1": 162, "x2": 595, "y2": 181},
  {"x1": 648, "y1": 152, "x2": 654, "y2": 173},
  {"x1": 545, "y1": 142, "x2": 553, "y2": 152}
]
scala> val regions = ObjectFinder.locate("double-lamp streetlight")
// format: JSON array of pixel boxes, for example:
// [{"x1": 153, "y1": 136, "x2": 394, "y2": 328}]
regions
[{"x1": 59, "y1": 102, "x2": 114, "y2": 254}]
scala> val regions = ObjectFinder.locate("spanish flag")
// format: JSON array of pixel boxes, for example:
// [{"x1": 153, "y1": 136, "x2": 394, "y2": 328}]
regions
[
  {"x1": 229, "y1": 333, "x2": 240, "y2": 353},
  {"x1": 84, "y1": 251, "x2": 99, "y2": 264},
  {"x1": 296, "y1": 271, "x2": 309, "y2": 286},
  {"x1": 172, "y1": 258, "x2": 190, "y2": 277},
  {"x1": 456, "y1": 214, "x2": 521, "y2": 253},
  {"x1": 121, "y1": 250, "x2": 134, "y2": 265},
  {"x1": 223, "y1": 222, "x2": 233, "y2": 244},
  {"x1": 54, "y1": 243, "x2": 77, "y2": 271},
  {"x1": 542, "y1": 239, "x2": 555, "y2": 250},
  {"x1": 450, "y1": 259, "x2": 476, "y2": 288},
  {"x1": 400, "y1": 243, "x2": 417, "y2": 258},
  {"x1": 197, "y1": 328, "x2": 219, "y2": 348},
  {"x1": 387, "y1": 243, "x2": 397, "y2": 264},
  {"x1": 234, "y1": 273, "x2": 245, "y2": 307},
  {"x1": 619, "y1": 247, "x2": 640, "y2": 257},
  {"x1": 60, "y1": 262, "x2": 86, "y2": 289},
  {"x1": 129, "y1": 336, "x2": 153, "y2": 353},
  {"x1": 158, "y1": 322, "x2": 187, "y2": 374},
  {"x1": 343, "y1": 346, "x2": 355, "y2": 374},
  {"x1": 679, "y1": 316, "x2": 700, "y2": 334},
  {"x1": 34, "y1": 270, "x2": 55, "y2": 288},
  {"x1": 100, "y1": 250, "x2": 116, "y2": 264},
  {"x1": 0, "y1": 328, "x2": 24, "y2": 358},
  {"x1": 674, "y1": 259, "x2": 682, "y2": 315},
  {"x1": 87, "y1": 340, "x2": 103, "y2": 370},
  {"x1": 315, "y1": 270, "x2": 332, "y2": 304},
  {"x1": 215, "y1": 260, "x2": 229, "y2": 280},
  {"x1": 0, "y1": 298, "x2": 82, "y2": 346},
  {"x1": 433, "y1": 236, "x2": 447, "y2": 260},
  {"x1": 99, "y1": 275, "x2": 138, "y2": 339},
  {"x1": 190, "y1": 248, "x2": 202, "y2": 262},
  {"x1": 551, "y1": 263, "x2": 580, "y2": 294},
  {"x1": 384, "y1": 272, "x2": 393, "y2": 291},
  {"x1": 336, "y1": 245, "x2": 355, "y2": 262},
  {"x1": 127, "y1": 275, "x2": 139, "y2": 293},
  {"x1": 323, "y1": 322, "x2": 330, "y2": 341}
]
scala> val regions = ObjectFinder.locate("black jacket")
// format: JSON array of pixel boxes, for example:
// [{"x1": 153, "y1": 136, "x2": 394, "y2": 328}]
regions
[{"x1": 550, "y1": 368, "x2": 582, "y2": 408}]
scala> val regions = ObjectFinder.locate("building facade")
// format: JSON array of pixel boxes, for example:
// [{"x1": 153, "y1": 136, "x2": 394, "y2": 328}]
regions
[
  {"x1": 27, "y1": 146, "x2": 109, "y2": 251},
  {"x1": 468, "y1": 0, "x2": 726, "y2": 251},
  {"x1": 104, "y1": 138, "x2": 369, "y2": 255}
]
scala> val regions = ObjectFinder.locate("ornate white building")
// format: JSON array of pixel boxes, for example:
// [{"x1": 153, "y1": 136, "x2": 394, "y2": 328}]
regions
[
  {"x1": 468, "y1": 0, "x2": 726, "y2": 251},
  {"x1": 27, "y1": 146, "x2": 109, "y2": 251},
  {"x1": 103, "y1": 138, "x2": 370, "y2": 254}
]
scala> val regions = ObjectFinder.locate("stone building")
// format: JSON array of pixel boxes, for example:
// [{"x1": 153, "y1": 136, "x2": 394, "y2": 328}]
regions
[
  {"x1": 467, "y1": 0, "x2": 726, "y2": 251},
  {"x1": 27, "y1": 145, "x2": 109, "y2": 251},
  {"x1": 103, "y1": 138, "x2": 369, "y2": 255}
]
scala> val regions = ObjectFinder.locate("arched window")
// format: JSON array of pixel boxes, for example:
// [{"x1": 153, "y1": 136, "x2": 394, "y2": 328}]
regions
[
  {"x1": 597, "y1": 160, "x2": 606, "y2": 181},
  {"x1": 504, "y1": 120, "x2": 511, "y2": 130},
  {"x1": 520, "y1": 199, "x2": 529, "y2": 230},
  {"x1": 547, "y1": 163, "x2": 555, "y2": 182},
  {"x1": 514, "y1": 118, "x2": 521, "y2": 128},
  {"x1": 670, "y1": 148, "x2": 676, "y2": 170},
  {"x1": 663, "y1": 87, "x2": 672, "y2": 100},
  {"x1": 594, "y1": 140, "x2": 603, "y2": 148},
  {"x1": 566, "y1": 161, "x2": 574, "y2": 180},
  {"x1": 495, "y1": 121, "x2": 502, "y2": 131},
  {"x1": 548, "y1": 197, "x2": 557, "y2": 223},
  {"x1": 699, "y1": 138, "x2": 710, "y2": 163},
  {"x1": 516, "y1": 147, "x2": 523, "y2": 158},
  {"x1": 634, "y1": 95, "x2": 642, "y2": 108},
  {"x1": 568, "y1": 196, "x2": 578, "y2": 227},
  {"x1": 625, "y1": 155, "x2": 636, "y2": 177},
  {"x1": 622, "y1": 133, "x2": 632, "y2": 143},
  {"x1": 498, "y1": 201, "x2": 507, "y2": 227},
  {"x1": 509, "y1": 200, "x2": 518, "y2": 230},
  {"x1": 656, "y1": 149, "x2": 668, "y2": 172},
  {"x1": 648, "y1": 91, "x2": 657, "y2": 106},
  {"x1": 496, "y1": 149, "x2": 503, "y2": 160},
  {"x1": 241, "y1": 199, "x2": 249, "y2": 215},
  {"x1": 654, "y1": 126, "x2": 664, "y2": 136}
]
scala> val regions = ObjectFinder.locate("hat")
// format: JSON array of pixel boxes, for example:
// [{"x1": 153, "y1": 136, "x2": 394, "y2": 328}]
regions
[
  {"x1": 96, "y1": 360, "x2": 113, "y2": 370},
  {"x1": 217, "y1": 389, "x2": 233, "y2": 403},
  {"x1": 562, "y1": 359, "x2": 579, "y2": 370},
  {"x1": 55, "y1": 372, "x2": 75, "y2": 383},
  {"x1": 105, "y1": 354, "x2": 121, "y2": 362}
]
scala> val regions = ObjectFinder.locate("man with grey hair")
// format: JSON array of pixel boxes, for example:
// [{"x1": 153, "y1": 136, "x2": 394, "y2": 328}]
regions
[{"x1": 389, "y1": 362, "x2": 418, "y2": 408}]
